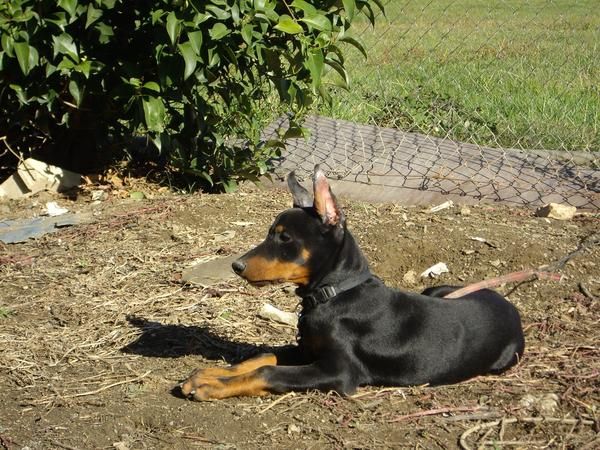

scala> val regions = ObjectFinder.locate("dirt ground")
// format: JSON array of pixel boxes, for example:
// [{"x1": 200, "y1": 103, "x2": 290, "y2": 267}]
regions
[{"x1": 0, "y1": 181, "x2": 598, "y2": 450}]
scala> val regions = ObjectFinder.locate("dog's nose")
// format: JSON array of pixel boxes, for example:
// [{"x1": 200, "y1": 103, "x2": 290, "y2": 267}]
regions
[{"x1": 232, "y1": 260, "x2": 246, "y2": 275}]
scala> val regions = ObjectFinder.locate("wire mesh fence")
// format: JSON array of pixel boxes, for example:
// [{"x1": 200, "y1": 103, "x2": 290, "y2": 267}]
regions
[{"x1": 265, "y1": 0, "x2": 599, "y2": 209}]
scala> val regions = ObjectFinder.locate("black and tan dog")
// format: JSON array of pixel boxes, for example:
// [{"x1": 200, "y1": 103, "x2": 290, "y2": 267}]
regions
[{"x1": 180, "y1": 166, "x2": 525, "y2": 400}]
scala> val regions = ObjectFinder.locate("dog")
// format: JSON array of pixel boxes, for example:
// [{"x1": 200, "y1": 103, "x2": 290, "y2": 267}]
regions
[{"x1": 180, "y1": 166, "x2": 525, "y2": 400}]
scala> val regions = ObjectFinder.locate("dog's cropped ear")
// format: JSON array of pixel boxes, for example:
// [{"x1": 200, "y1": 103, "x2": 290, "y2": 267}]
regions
[
  {"x1": 313, "y1": 165, "x2": 344, "y2": 227},
  {"x1": 287, "y1": 171, "x2": 313, "y2": 208}
]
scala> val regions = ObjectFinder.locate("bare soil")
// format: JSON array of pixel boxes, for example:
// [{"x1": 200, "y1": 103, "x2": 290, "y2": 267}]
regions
[{"x1": 1, "y1": 183, "x2": 598, "y2": 449}]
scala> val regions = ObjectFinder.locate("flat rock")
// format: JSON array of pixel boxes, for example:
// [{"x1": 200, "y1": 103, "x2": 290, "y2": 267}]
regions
[
  {"x1": 182, "y1": 254, "x2": 242, "y2": 285},
  {"x1": 535, "y1": 203, "x2": 577, "y2": 220}
]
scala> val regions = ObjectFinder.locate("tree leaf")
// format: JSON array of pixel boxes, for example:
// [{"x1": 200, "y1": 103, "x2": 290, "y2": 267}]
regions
[
  {"x1": 52, "y1": 33, "x2": 79, "y2": 61},
  {"x1": 209, "y1": 23, "x2": 231, "y2": 40},
  {"x1": 300, "y1": 14, "x2": 331, "y2": 31},
  {"x1": 58, "y1": 0, "x2": 77, "y2": 18},
  {"x1": 178, "y1": 41, "x2": 197, "y2": 80},
  {"x1": 342, "y1": 0, "x2": 356, "y2": 20},
  {"x1": 142, "y1": 81, "x2": 160, "y2": 93},
  {"x1": 142, "y1": 96, "x2": 167, "y2": 133},
  {"x1": 1, "y1": 34, "x2": 14, "y2": 57},
  {"x1": 187, "y1": 31, "x2": 203, "y2": 55},
  {"x1": 241, "y1": 24, "x2": 254, "y2": 45},
  {"x1": 85, "y1": 3, "x2": 103, "y2": 29},
  {"x1": 305, "y1": 49, "x2": 324, "y2": 90},
  {"x1": 290, "y1": 0, "x2": 318, "y2": 16},
  {"x1": 68, "y1": 79, "x2": 82, "y2": 106},
  {"x1": 274, "y1": 16, "x2": 303, "y2": 34},
  {"x1": 339, "y1": 35, "x2": 367, "y2": 59},
  {"x1": 14, "y1": 42, "x2": 39, "y2": 75},
  {"x1": 166, "y1": 12, "x2": 181, "y2": 45},
  {"x1": 325, "y1": 57, "x2": 349, "y2": 89},
  {"x1": 75, "y1": 59, "x2": 92, "y2": 78},
  {"x1": 9, "y1": 84, "x2": 29, "y2": 105}
]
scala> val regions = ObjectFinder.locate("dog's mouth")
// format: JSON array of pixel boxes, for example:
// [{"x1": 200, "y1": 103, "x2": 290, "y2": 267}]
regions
[
  {"x1": 246, "y1": 279, "x2": 275, "y2": 287},
  {"x1": 241, "y1": 277, "x2": 308, "y2": 287}
]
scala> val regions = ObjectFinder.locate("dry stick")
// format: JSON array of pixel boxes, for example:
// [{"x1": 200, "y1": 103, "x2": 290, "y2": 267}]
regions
[
  {"x1": 445, "y1": 232, "x2": 600, "y2": 299},
  {"x1": 259, "y1": 391, "x2": 295, "y2": 414},
  {"x1": 388, "y1": 405, "x2": 485, "y2": 423},
  {"x1": 459, "y1": 417, "x2": 596, "y2": 450},
  {"x1": 443, "y1": 270, "x2": 561, "y2": 299},
  {"x1": 65, "y1": 370, "x2": 151, "y2": 398}
]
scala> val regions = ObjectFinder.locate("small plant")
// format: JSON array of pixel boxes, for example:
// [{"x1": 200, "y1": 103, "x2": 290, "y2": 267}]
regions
[
  {"x1": 0, "y1": 306, "x2": 14, "y2": 319},
  {"x1": 0, "y1": 0, "x2": 384, "y2": 190}
]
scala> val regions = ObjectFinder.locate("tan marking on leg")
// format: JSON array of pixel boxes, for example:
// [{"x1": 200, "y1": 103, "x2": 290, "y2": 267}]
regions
[
  {"x1": 192, "y1": 371, "x2": 271, "y2": 400},
  {"x1": 180, "y1": 354, "x2": 276, "y2": 397}
]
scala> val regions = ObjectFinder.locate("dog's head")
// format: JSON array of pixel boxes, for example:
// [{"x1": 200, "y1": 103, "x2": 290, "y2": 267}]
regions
[{"x1": 232, "y1": 166, "x2": 345, "y2": 286}]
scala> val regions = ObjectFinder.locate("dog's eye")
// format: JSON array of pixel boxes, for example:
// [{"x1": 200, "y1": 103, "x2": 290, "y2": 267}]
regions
[{"x1": 279, "y1": 231, "x2": 292, "y2": 243}]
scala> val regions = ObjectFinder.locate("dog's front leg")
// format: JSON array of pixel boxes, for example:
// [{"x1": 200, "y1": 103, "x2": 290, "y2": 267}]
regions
[{"x1": 181, "y1": 361, "x2": 357, "y2": 401}]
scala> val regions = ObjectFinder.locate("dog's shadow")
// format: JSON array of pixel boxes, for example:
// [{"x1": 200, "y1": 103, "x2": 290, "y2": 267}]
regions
[{"x1": 122, "y1": 315, "x2": 265, "y2": 365}]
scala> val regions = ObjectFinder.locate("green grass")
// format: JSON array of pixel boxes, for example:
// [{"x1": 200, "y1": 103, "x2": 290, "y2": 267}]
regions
[{"x1": 323, "y1": 0, "x2": 599, "y2": 152}]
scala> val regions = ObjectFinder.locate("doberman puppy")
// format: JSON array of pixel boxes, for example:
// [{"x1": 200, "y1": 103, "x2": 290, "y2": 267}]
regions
[{"x1": 180, "y1": 166, "x2": 525, "y2": 400}]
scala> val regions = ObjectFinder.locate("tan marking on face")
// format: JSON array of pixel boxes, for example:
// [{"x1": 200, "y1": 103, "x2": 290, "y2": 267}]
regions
[
  {"x1": 242, "y1": 249, "x2": 311, "y2": 285},
  {"x1": 301, "y1": 248, "x2": 310, "y2": 261},
  {"x1": 274, "y1": 224, "x2": 285, "y2": 233}
]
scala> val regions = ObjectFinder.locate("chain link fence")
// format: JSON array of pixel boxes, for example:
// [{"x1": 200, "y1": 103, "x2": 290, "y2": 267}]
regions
[{"x1": 265, "y1": 0, "x2": 599, "y2": 209}]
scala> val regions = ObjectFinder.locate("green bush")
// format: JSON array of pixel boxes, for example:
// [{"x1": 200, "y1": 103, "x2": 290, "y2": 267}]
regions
[{"x1": 0, "y1": 0, "x2": 383, "y2": 191}]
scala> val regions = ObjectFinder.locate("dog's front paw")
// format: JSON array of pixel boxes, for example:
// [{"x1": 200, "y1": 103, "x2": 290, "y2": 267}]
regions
[
  {"x1": 180, "y1": 368, "x2": 271, "y2": 401},
  {"x1": 180, "y1": 368, "x2": 222, "y2": 401}
]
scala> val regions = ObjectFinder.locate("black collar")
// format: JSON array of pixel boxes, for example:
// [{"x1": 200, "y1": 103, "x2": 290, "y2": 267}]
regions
[{"x1": 296, "y1": 270, "x2": 372, "y2": 309}]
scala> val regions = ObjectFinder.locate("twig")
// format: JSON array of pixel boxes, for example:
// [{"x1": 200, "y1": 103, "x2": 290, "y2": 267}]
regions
[
  {"x1": 444, "y1": 270, "x2": 561, "y2": 299},
  {"x1": 445, "y1": 232, "x2": 600, "y2": 299},
  {"x1": 388, "y1": 405, "x2": 485, "y2": 423},
  {"x1": 459, "y1": 416, "x2": 596, "y2": 450},
  {"x1": 443, "y1": 411, "x2": 503, "y2": 422},
  {"x1": 545, "y1": 232, "x2": 600, "y2": 271},
  {"x1": 49, "y1": 440, "x2": 80, "y2": 450},
  {"x1": 259, "y1": 391, "x2": 295, "y2": 414},
  {"x1": 0, "y1": 135, "x2": 24, "y2": 164},
  {"x1": 65, "y1": 370, "x2": 151, "y2": 398},
  {"x1": 578, "y1": 282, "x2": 597, "y2": 301}
]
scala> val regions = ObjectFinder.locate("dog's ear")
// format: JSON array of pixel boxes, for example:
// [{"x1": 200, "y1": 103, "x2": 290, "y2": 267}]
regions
[
  {"x1": 287, "y1": 171, "x2": 313, "y2": 208},
  {"x1": 313, "y1": 165, "x2": 344, "y2": 227}
]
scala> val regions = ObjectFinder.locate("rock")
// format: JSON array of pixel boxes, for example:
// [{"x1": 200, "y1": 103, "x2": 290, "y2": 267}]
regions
[
  {"x1": 402, "y1": 270, "x2": 418, "y2": 286},
  {"x1": 539, "y1": 393, "x2": 560, "y2": 415},
  {"x1": 129, "y1": 191, "x2": 146, "y2": 200},
  {"x1": 0, "y1": 158, "x2": 81, "y2": 200},
  {"x1": 287, "y1": 424, "x2": 301, "y2": 434},
  {"x1": 420, "y1": 262, "x2": 449, "y2": 278},
  {"x1": 429, "y1": 200, "x2": 454, "y2": 213},
  {"x1": 460, "y1": 206, "x2": 471, "y2": 216},
  {"x1": 535, "y1": 203, "x2": 576, "y2": 220},
  {"x1": 182, "y1": 254, "x2": 242, "y2": 285},
  {"x1": 91, "y1": 190, "x2": 109, "y2": 201},
  {"x1": 519, "y1": 393, "x2": 560, "y2": 415}
]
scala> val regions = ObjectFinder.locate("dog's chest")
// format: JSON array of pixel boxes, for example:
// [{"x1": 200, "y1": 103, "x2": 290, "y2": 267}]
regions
[{"x1": 297, "y1": 307, "x2": 335, "y2": 357}]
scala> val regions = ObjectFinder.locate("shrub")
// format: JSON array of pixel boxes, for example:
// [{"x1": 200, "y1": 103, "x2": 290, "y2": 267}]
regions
[{"x1": 0, "y1": 0, "x2": 383, "y2": 190}]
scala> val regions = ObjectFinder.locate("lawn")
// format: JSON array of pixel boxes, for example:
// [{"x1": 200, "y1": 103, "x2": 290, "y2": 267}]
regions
[{"x1": 323, "y1": 0, "x2": 599, "y2": 152}]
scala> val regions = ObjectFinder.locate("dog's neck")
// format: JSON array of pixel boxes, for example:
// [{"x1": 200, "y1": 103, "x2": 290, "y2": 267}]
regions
[{"x1": 296, "y1": 228, "x2": 371, "y2": 305}]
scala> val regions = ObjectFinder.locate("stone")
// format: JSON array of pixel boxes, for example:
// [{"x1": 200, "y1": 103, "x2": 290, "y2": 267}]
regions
[
  {"x1": 535, "y1": 203, "x2": 576, "y2": 220},
  {"x1": 0, "y1": 158, "x2": 81, "y2": 200},
  {"x1": 182, "y1": 254, "x2": 242, "y2": 285},
  {"x1": 402, "y1": 270, "x2": 418, "y2": 286}
]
